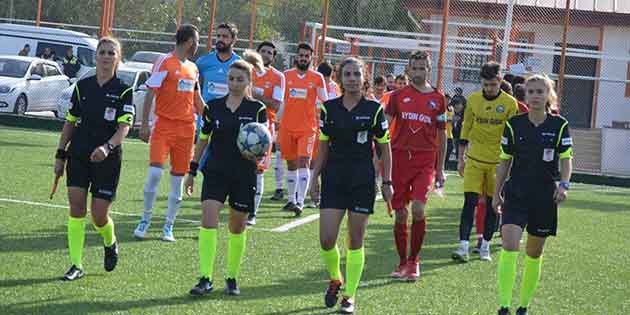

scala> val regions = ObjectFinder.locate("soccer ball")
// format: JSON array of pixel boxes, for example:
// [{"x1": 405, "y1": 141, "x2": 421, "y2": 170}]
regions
[{"x1": 237, "y1": 122, "x2": 271, "y2": 159}]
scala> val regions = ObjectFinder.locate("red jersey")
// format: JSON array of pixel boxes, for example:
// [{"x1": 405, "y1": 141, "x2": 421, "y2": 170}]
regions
[
  {"x1": 385, "y1": 85, "x2": 447, "y2": 152},
  {"x1": 517, "y1": 101, "x2": 529, "y2": 113}
]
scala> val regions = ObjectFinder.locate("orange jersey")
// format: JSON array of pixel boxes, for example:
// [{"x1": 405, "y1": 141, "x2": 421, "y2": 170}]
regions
[
  {"x1": 146, "y1": 52, "x2": 199, "y2": 123},
  {"x1": 281, "y1": 68, "x2": 327, "y2": 133},
  {"x1": 253, "y1": 66, "x2": 285, "y2": 123}
]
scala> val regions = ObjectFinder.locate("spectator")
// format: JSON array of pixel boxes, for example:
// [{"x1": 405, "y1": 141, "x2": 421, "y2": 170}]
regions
[
  {"x1": 18, "y1": 44, "x2": 30, "y2": 56},
  {"x1": 513, "y1": 83, "x2": 529, "y2": 113},
  {"x1": 63, "y1": 48, "x2": 81, "y2": 78},
  {"x1": 39, "y1": 47, "x2": 54, "y2": 60}
]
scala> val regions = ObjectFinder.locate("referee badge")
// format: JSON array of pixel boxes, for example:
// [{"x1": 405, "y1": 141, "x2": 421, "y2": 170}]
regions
[
  {"x1": 357, "y1": 131, "x2": 368, "y2": 144},
  {"x1": 543, "y1": 148, "x2": 554, "y2": 162},
  {"x1": 104, "y1": 107, "x2": 116, "y2": 121},
  {"x1": 496, "y1": 105, "x2": 505, "y2": 113}
]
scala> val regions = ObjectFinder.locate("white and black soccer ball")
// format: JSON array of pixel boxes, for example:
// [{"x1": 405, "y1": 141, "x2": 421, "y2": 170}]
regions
[{"x1": 237, "y1": 122, "x2": 271, "y2": 159}]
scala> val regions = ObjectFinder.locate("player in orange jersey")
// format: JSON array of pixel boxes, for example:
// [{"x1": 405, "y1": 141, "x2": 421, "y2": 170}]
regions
[
  {"x1": 279, "y1": 43, "x2": 328, "y2": 216},
  {"x1": 133, "y1": 25, "x2": 205, "y2": 242}
]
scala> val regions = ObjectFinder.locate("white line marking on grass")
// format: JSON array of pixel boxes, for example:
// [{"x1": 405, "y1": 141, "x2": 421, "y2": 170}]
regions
[{"x1": 270, "y1": 213, "x2": 320, "y2": 232}]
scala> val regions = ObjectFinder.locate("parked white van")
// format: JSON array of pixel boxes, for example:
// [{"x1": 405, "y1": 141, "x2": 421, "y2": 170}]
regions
[{"x1": 0, "y1": 23, "x2": 97, "y2": 78}]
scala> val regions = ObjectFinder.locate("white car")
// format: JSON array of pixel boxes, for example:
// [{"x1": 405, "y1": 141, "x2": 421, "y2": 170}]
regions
[
  {"x1": 124, "y1": 51, "x2": 166, "y2": 70},
  {"x1": 57, "y1": 66, "x2": 153, "y2": 125},
  {"x1": 0, "y1": 56, "x2": 70, "y2": 116}
]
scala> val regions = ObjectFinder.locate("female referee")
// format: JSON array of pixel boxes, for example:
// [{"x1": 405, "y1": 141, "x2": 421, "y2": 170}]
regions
[
  {"x1": 184, "y1": 60, "x2": 267, "y2": 296},
  {"x1": 493, "y1": 74, "x2": 573, "y2": 315},
  {"x1": 54, "y1": 37, "x2": 134, "y2": 281},
  {"x1": 311, "y1": 56, "x2": 393, "y2": 314}
]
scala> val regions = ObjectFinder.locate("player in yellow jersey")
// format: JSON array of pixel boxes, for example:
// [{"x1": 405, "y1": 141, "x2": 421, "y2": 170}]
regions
[{"x1": 452, "y1": 62, "x2": 518, "y2": 262}]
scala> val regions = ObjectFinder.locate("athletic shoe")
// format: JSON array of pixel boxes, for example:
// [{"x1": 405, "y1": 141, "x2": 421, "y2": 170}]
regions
[
  {"x1": 498, "y1": 307, "x2": 511, "y2": 315},
  {"x1": 63, "y1": 265, "x2": 84, "y2": 281},
  {"x1": 339, "y1": 297, "x2": 355, "y2": 314},
  {"x1": 324, "y1": 280, "x2": 342, "y2": 308},
  {"x1": 293, "y1": 203, "x2": 303, "y2": 217},
  {"x1": 189, "y1": 277, "x2": 213, "y2": 296},
  {"x1": 305, "y1": 200, "x2": 319, "y2": 209},
  {"x1": 104, "y1": 241, "x2": 118, "y2": 272},
  {"x1": 390, "y1": 263, "x2": 406, "y2": 279},
  {"x1": 224, "y1": 278, "x2": 240, "y2": 295},
  {"x1": 133, "y1": 220, "x2": 150, "y2": 239},
  {"x1": 480, "y1": 245, "x2": 492, "y2": 261},
  {"x1": 271, "y1": 189, "x2": 284, "y2": 201},
  {"x1": 161, "y1": 224, "x2": 176, "y2": 242},
  {"x1": 246, "y1": 214, "x2": 256, "y2": 226},
  {"x1": 516, "y1": 307, "x2": 528, "y2": 315},
  {"x1": 471, "y1": 237, "x2": 482, "y2": 254},
  {"x1": 281, "y1": 201, "x2": 296, "y2": 212},
  {"x1": 404, "y1": 260, "x2": 420, "y2": 282},
  {"x1": 452, "y1": 245, "x2": 469, "y2": 263}
]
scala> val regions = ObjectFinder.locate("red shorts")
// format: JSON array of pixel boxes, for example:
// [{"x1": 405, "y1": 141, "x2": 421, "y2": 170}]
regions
[
  {"x1": 391, "y1": 149, "x2": 436, "y2": 208},
  {"x1": 149, "y1": 118, "x2": 195, "y2": 174}
]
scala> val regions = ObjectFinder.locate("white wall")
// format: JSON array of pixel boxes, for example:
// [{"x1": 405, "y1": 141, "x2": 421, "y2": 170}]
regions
[{"x1": 596, "y1": 26, "x2": 630, "y2": 128}]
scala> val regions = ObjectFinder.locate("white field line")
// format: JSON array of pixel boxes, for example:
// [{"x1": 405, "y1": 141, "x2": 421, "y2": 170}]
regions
[{"x1": 0, "y1": 197, "x2": 319, "y2": 232}]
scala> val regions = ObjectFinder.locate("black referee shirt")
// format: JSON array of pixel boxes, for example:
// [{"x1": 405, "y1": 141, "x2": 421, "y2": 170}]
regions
[
  {"x1": 200, "y1": 95, "x2": 267, "y2": 171},
  {"x1": 320, "y1": 96, "x2": 390, "y2": 162},
  {"x1": 500, "y1": 113, "x2": 573, "y2": 184},
  {"x1": 66, "y1": 75, "x2": 134, "y2": 159}
]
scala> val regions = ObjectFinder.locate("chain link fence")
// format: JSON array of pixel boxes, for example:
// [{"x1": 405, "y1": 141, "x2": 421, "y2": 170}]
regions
[{"x1": 1, "y1": 0, "x2": 629, "y2": 176}]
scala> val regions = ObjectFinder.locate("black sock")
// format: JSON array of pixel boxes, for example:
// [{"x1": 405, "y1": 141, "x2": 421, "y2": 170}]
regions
[{"x1": 459, "y1": 192, "x2": 479, "y2": 241}]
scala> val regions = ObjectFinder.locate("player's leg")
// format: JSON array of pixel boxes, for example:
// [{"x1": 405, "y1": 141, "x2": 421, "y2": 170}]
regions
[
  {"x1": 473, "y1": 193, "x2": 486, "y2": 254},
  {"x1": 320, "y1": 208, "x2": 345, "y2": 308},
  {"x1": 391, "y1": 149, "x2": 412, "y2": 277},
  {"x1": 453, "y1": 160, "x2": 482, "y2": 262},
  {"x1": 63, "y1": 157, "x2": 89, "y2": 281},
  {"x1": 341, "y1": 210, "x2": 369, "y2": 314},
  {"x1": 162, "y1": 127, "x2": 195, "y2": 242},
  {"x1": 480, "y1": 164, "x2": 498, "y2": 261},
  {"x1": 280, "y1": 130, "x2": 299, "y2": 211},
  {"x1": 295, "y1": 132, "x2": 315, "y2": 211},
  {"x1": 271, "y1": 126, "x2": 285, "y2": 200},
  {"x1": 306, "y1": 138, "x2": 320, "y2": 208},
  {"x1": 250, "y1": 170, "x2": 264, "y2": 226},
  {"x1": 135, "y1": 126, "x2": 167, "y2": 238},
  {"x1": 405, "y1": 167, "x2": 432, "y2": 281}
]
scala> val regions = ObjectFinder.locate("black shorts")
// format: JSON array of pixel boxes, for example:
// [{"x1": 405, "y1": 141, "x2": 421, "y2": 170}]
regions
[
  {"x1": 66, "y1": 154, "x2": 121, "y2": 201},
  {"x1": 501, "y1": 180, "x2": 558, "y2": 237},
  {"x1": 201, "y1": 167, "x2": 256, "y2": 214},
  {"x1": 320, "y1": 160, "x2": 375, "y2": 215}
]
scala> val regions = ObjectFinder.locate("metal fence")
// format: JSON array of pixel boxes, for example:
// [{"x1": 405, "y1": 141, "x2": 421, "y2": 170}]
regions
[{"x1": 1, "y1": 0, "x2": 630, "y2": 176}]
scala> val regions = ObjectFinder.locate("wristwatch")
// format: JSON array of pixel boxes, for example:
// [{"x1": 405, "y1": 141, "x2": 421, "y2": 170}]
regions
[{"x1": 558, "y1": 181, "x2": 570, "y2": 190}]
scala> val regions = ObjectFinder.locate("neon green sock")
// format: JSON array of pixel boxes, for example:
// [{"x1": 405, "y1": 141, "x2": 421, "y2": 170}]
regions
[
  {"x1": 226, "y1": 231, "x2": 247, "y2": 279},
  {"x1": 497, "y1": 249, "x2": 519, "y2": 308},
  {"x1": 519, "y1": 255, "x2": 543, "y2": 308},
  {"x1": 344, "y1": 247, "x2": 365, "y2": 299},
  {"x1": 320, "y1": 245, "x2": 341, "y2": 281},
  {"x1": 67, "y1": 216, "x2": 86, "y2": 269},
  {"x1": 199, "y1": 227, "x2": 217, "y2": 279},
  {"x1": 93, "y1": 217, "x2": 116, "y2": 247}
]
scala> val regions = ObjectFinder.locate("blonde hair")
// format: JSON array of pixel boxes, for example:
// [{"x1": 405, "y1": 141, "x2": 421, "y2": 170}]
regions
[
  {"x1": 526, "y1": 74, "x2": 558, "y2": 113},
  {"x1": 96, "y1": 36, "x2": 122, "y2": 70},
  {"x1": 242, "y1": 49, "x2": 264, "y2": 73}
]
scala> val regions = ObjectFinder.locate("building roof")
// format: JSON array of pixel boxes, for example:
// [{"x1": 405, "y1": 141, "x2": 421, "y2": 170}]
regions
[{"x1": 454, "y1": 0, "x2": 629, "y2": 14}]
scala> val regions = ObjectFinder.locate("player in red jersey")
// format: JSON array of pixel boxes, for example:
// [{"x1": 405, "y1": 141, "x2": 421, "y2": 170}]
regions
[{"x1": 385, "y1": 51, "x2": 447, "y2": 281}]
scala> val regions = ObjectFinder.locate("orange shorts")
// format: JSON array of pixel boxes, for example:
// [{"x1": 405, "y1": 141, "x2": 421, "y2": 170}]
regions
[
  {"x1": 279, "y1": 129, "x2": 316, "y2": 161},
  {"x1": 150, "y1": 118, "x2": 196, "y2": 174}
]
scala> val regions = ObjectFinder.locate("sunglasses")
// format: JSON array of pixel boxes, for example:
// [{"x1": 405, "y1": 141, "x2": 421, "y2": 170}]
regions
[{"x1": 98, "y1": 50, "x2": 116, "y2": 56}]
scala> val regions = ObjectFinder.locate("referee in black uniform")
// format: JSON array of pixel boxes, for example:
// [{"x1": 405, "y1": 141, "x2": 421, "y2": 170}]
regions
[
  {"x1": 54, "y1": 37, "x2": 134, "y2": 281},
  {"x1": 185, "y1": 60, "x2": 267, "y2": 297},
  {"x1": 493, "y1": 74, "x2": 573, "y2": 315},
  {"x1": 311, "y1": 57, "x2": 393, "y2": 314}
]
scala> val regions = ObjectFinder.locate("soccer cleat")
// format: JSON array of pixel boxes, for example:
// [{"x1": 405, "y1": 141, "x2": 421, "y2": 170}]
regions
[
  {"x1": 339, "y1": 297, "x2": 355, "y2": 314},
  {"x1": 293, "y1": 203, "x2": 303, "y2": 217},
  {"x1": 281, "y1": 201, "x2": 296, "y2": 212},
  {"x1": 404, "y1": 260, "x2": 421, "y2": 282},
  {"x1": 305, "y1": 200, "x2": 319, "y2": 209},
  {"x1": 324, "y1": 280, "x2": 343, "y2": 308},
  {"x1": 270, "y1": 189, "x2": 284, "y2": 201},
  {"x1": 133, "y1": 220, "x2": 150, "y2": 239},
  {"x1": 452, "y1": 245, "x2": 470, "y2": 263},
  {"x1": 104, "y1": 241, "x2": 118, "y2": 272},
  {"x1": 246, "y1": 214, "x2": 257, "y2": 226},
  {"x1": 479, "y1": 244, "x2": 492, "y2": 261},
  {"x1": 390, "y1": 263, "x2": 406, "y2": 279},
  {"x1": 161, "y1": 224, "x2": 176, "y2": 242},
  {"x1": 63, "y1": 265, "x2": 84, "y2": 281},
  {"x1": 189, "y1": 277, "x2": 213, "y2": 296},
  {"x1": 471, "y1": 237, "x2": 482, "y2": 254},
  {"x1": 516, "y1": 307, "x2": 528, "y2": 315},
  {"x1": 498, "y1": 307, "x2": 511, "y2": 315},
  {"x1": 224, "y1": 278, "x2": 240, "y2": 295}
]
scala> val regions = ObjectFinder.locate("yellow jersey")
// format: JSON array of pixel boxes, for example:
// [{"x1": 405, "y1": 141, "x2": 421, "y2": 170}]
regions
[
  {"x1": 460, "y1": 90, "x2": 518, "y2": 164},
  {"x1": 446, "y1": 110, "x2": 454, "y2": 139}
]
